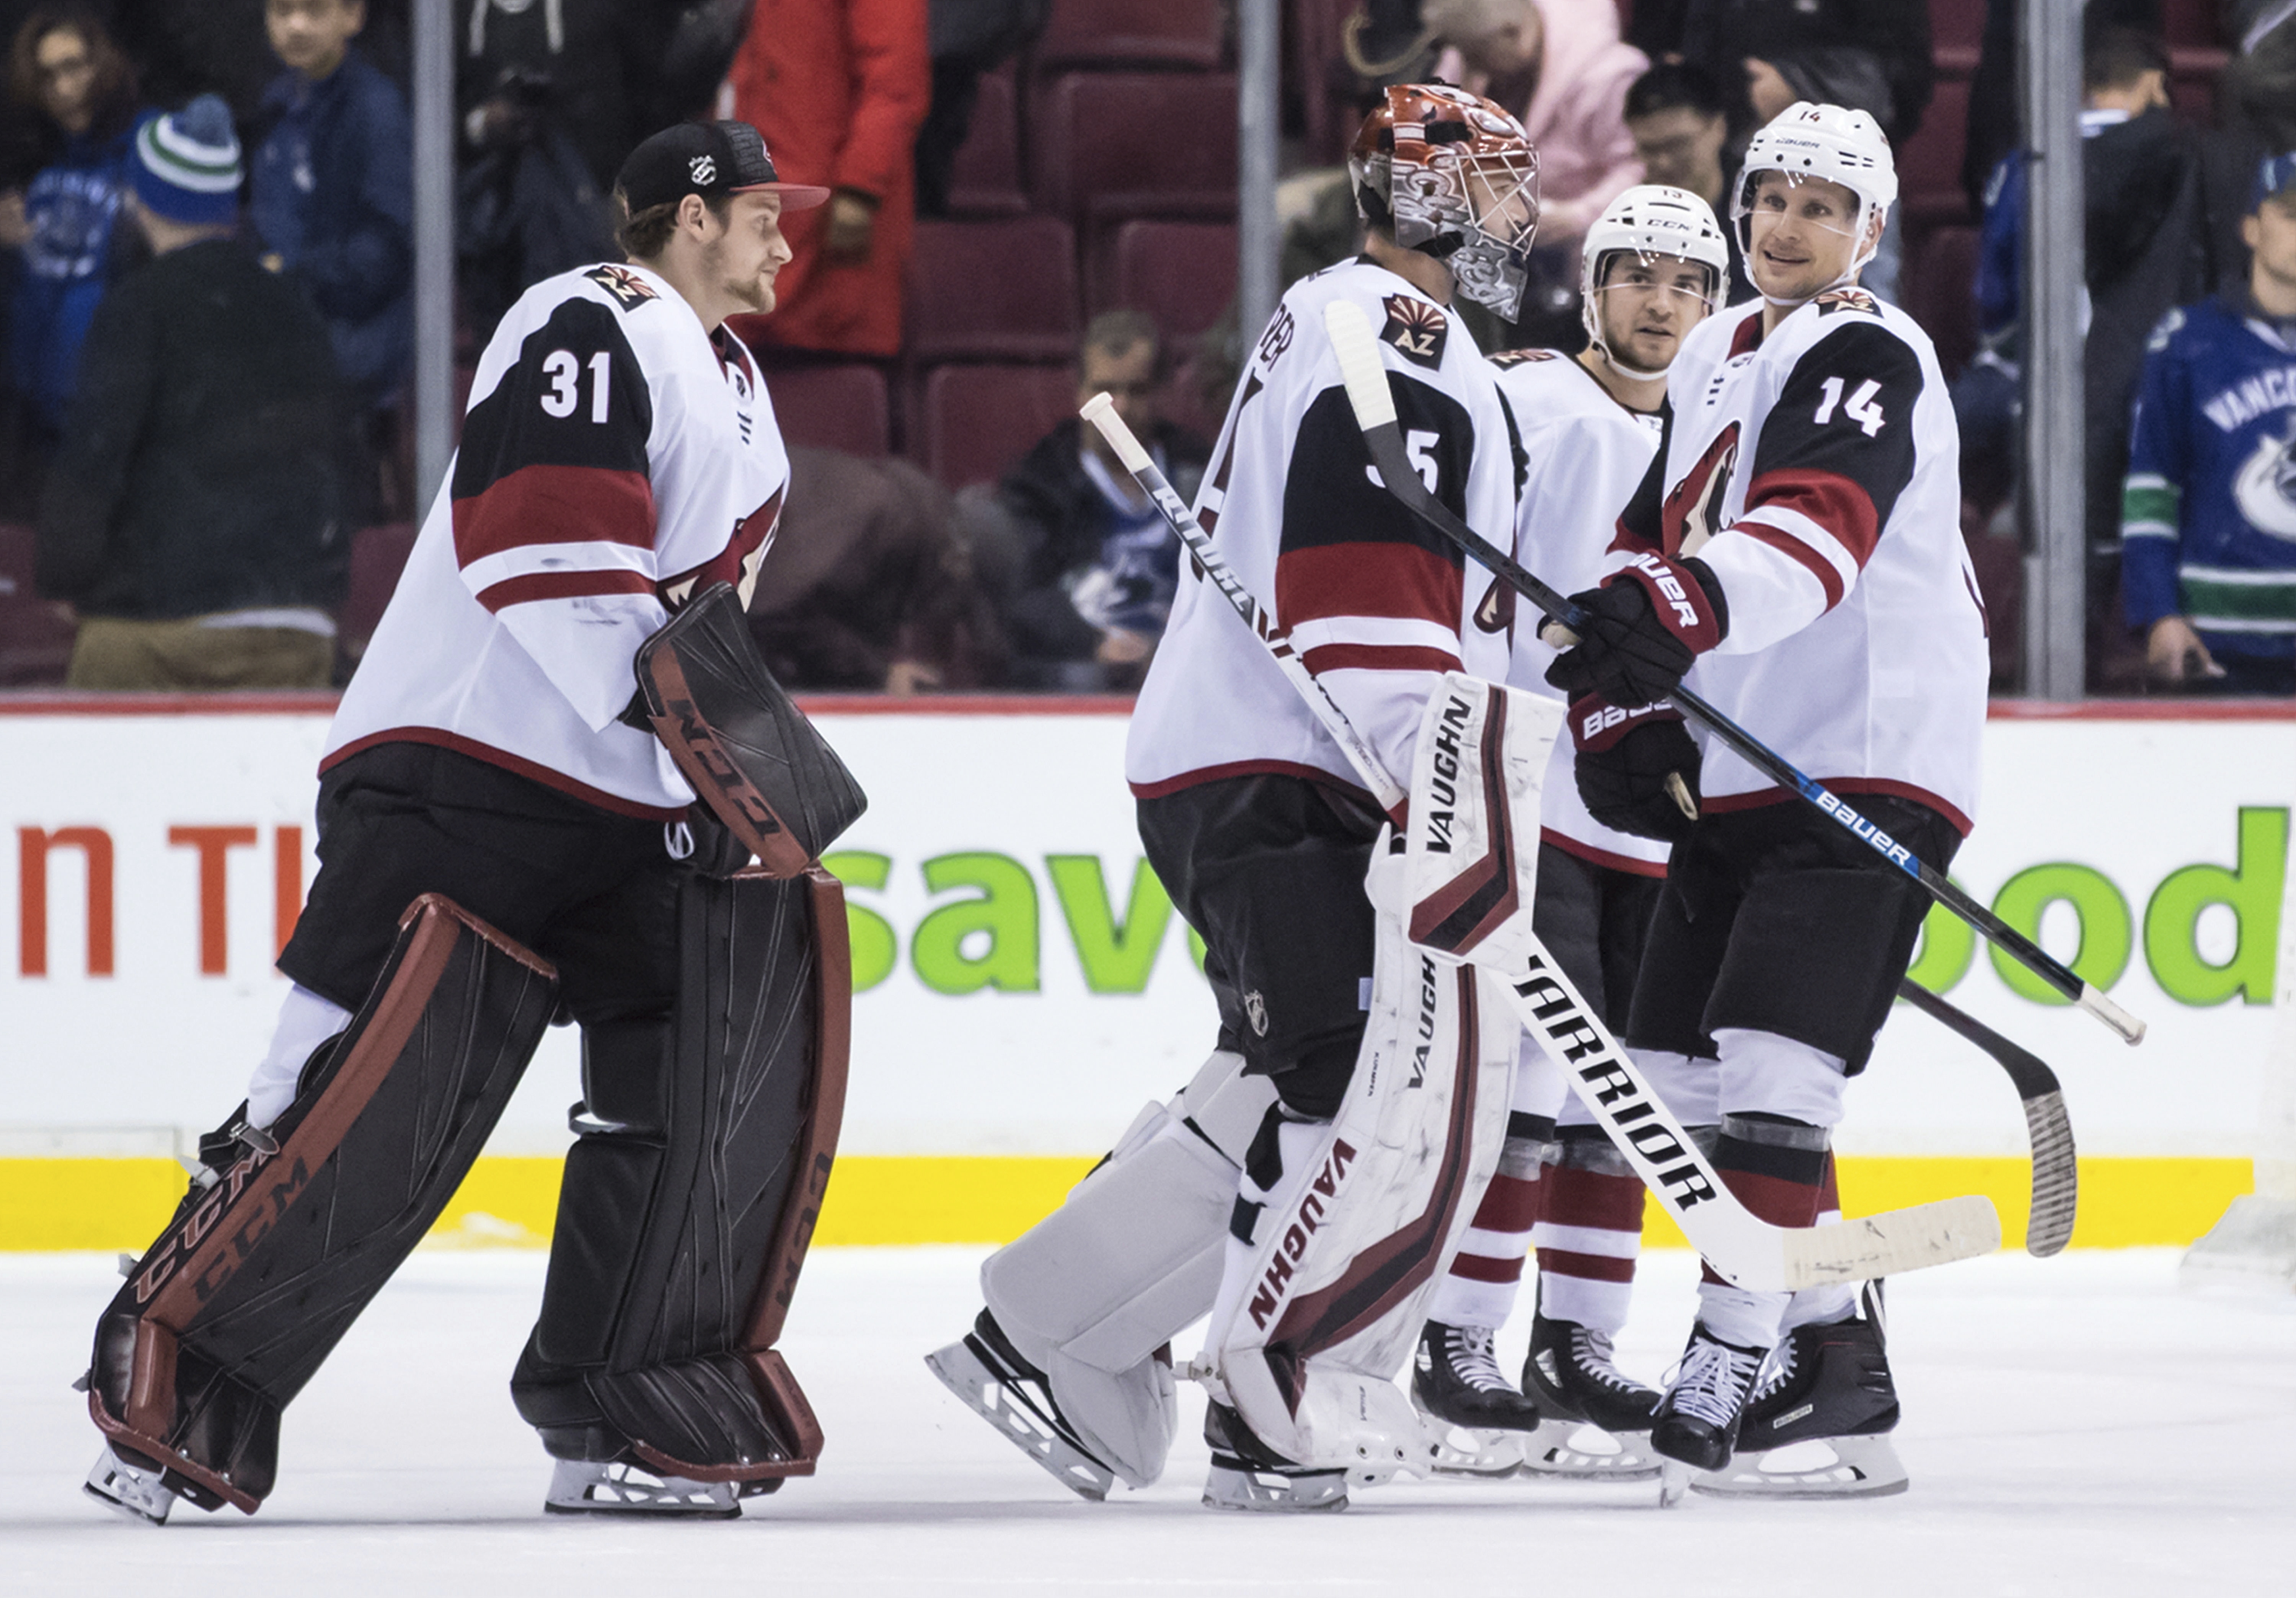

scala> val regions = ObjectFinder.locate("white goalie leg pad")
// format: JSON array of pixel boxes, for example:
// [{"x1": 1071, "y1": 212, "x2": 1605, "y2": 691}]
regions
[
  {"x1": 1205, "y1": 847, "x2": 1519, "y2": 1473},
  {"x1": 979, "y1": 1048, "x2": 1275, "y2": 1489}
]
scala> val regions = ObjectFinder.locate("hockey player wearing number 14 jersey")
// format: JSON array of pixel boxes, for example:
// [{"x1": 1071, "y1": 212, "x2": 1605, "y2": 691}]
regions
[{"x1": 1544, "y1": 103, "x2": 1988, "y2": 1489}]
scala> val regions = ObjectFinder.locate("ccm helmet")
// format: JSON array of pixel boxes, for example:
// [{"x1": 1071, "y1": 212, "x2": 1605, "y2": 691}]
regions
[
  {"x1": 1731, "y1": 101, "x2": 1897, "y2": 298},
  {"x1": 1351, "y1": 83, "x2": 1541, "y2": 321},
  {"x1": 1578, "y1": 184, "x2": 1729, "y2": 379}
]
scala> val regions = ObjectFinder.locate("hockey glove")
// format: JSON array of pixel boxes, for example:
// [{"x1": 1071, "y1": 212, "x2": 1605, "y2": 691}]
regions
[
  {"x1": 1568, "y1": 695, "x2": 1703, "y2": 844},
  {"x1": 1545, "y1": 551, "x2": 1727, "y2": 710}
]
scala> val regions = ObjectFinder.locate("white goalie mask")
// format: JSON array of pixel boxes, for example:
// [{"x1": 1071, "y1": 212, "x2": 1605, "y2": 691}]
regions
[
  {"x1": 1578, "y1": 184, "x2": 1729, "y2": 380},
  {"x1": 1731, "y1": 101, "x2": 1898, "y2": 302},
  {"x1": 1350, "y1": 83, "x2": 1542, "y2": 322}
]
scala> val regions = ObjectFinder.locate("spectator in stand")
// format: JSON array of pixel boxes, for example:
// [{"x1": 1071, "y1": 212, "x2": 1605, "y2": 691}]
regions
[
  {"x1": 2205, "y1": 2, "x2": 2296, "y2": 293},
  {"x1": 250, "y1": 0, "x2": 411, "y2": 416},
  {"x1": 726, "y1": 0, "x2": 929, "y2": 358},
  {"x1": 2, "y1": 7, "x2": 142, "y2": 442},
  {"x1": 1623, "y1": 60, "x2": 1746, "y2": 299},
  {"x1": 2122, "y1": 152, "x2": 2296, "y2": 696},
  {"x1": 36, "y1": 96, "x2": 348, "y2": 690},
  {"x1": 984, "y1": 310, "x2": 1207, "y2": 691}
]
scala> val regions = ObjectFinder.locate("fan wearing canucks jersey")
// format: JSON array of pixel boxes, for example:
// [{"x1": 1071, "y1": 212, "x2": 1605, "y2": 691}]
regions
[{"x1": 2122, "y1": 150, "x2": 2296, "y2": 697}]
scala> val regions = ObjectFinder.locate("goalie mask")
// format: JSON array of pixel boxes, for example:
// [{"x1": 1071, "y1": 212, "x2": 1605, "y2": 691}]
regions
[
  {"x1": 1731, "y1": 101, "x2": 1897, "y2": 303},
  {"x1": 1578, "y1": 184, "x2": 1728, "y2": 380},
  {"x1": 1350, "y1": 83, "x2": 1541, "y2": 322}
]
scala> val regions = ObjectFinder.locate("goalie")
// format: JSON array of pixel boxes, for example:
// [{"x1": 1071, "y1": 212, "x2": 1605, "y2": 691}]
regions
[{"x1": 80, "y1": 121, "x2": 864, "y2": 1525}]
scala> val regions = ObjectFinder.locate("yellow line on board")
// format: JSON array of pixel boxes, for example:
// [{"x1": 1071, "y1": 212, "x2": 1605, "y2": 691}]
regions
[{"x1": 0, "y1": 1154, "x2": 2252, "y2": 1253}]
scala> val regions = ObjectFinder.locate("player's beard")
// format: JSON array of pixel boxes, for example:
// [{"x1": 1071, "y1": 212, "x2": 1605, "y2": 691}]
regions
[{"x1": 706, "y1": 233, "x2": 777, "y2": 315}]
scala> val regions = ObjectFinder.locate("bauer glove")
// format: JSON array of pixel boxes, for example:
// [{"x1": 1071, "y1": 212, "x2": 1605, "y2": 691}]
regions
[
  {"x1": 1545, "y1": 551, "x2": 1727, "y2": 710},
  {"x1": 1568, "y1": 695, "x2": 1703, "y2": 844}
]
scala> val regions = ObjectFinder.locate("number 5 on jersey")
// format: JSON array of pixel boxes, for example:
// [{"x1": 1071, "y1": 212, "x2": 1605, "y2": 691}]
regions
[
  {"x1": 1813, "y1": 376, "x2": 1886, "y2": 437},
  {"x1": 1365, "y1": 427, "x2": 1442, "y2": 494},
  {"x1": 540, "y1": 349, "x2": 613, "y2": 424}
]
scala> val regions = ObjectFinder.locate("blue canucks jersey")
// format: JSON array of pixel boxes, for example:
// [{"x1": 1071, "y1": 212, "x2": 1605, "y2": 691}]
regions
[{"x1": 2122, "y1": 294, "x2": 2296, "y2": 659}]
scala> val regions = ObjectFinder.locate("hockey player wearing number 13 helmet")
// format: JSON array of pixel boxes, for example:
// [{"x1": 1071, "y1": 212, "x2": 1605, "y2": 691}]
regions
[{"x1": 1541, "y1": 102, "x2": 1986, "y2": 1496}]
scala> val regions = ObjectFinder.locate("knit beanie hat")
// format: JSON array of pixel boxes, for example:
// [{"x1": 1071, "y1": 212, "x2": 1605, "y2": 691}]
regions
[{"x1": 133, "y1": 95, "x2": 243, "y2": 227}]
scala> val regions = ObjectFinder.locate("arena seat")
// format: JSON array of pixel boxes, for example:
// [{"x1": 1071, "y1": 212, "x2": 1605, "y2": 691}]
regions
[
  {"x1": 1107, "y1": 220, "x2": 1237, "y2": 339},
  {"x1": 762, "y1": 365, "x2": 892, "y2": 457},
  {"x1": 1902, "y1": 225, "x2": 1981, "y2": 381},
  {"x1": 1899, "y1": 75, "x2": 1974, "y2": 225},
  {"x1": 1035, "y1": 0, "x2": 1224, "y2": 70},
  {"x1": 0, "y1": 522, "x2": 73, "y2": 685},
  {"x1": 907, "y1": 217, "x2": 1081, "y2": 363},
  {"x1": 339, "y1": 522, "x2": 417, "y2": 664},
  {"x1": 1033, "y1": 73, "x2": 1239, "y2": 222},
  {"x1": 945, "y1": 65, "x2": 1028, "y2": 217},
  {"x1": 916, "y1": 365, "x2": 1080, "y2": 489}
]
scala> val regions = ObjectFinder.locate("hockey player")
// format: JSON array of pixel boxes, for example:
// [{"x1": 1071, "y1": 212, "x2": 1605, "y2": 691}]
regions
[
  {"x1": 1543, "y1": 102, "x2": 1986, "y2": 1492},
  {"x1": 929, "y1": 84, "x2": 1539, "y2": 1512},
  {"x1": 1410, "y1": 186, "x2": 1728, "y2": 1479},
  {"x1": 82, "y1": 121, "x2": 862, "y2": 1523}
]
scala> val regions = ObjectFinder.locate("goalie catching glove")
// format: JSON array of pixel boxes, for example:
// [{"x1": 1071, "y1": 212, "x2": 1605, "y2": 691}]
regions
[
  {"x1": 1567, "y1": 696, "x2": 1702, "y2": 844},
  {"x1": 1545, "y1": 551, "x2": 1727, "y2": 710}
]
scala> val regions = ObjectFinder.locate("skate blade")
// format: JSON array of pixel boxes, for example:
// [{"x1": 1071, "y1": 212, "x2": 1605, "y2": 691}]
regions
[
  {"x1": 1516, "y1": 1418, "x2": 1663, "y2": 1482},
  {"x1": 1414, "y1": 1412, "x2": 1528, "y2": 1478},
  {"x1": 1688, "y1": 1434, "x2": 1908, "y2": 1499},
  {"x1": 84, "y1": 1448, "x2": 174, "y2": 1526},
  {"x1": 923, "y1": 1337, "x2": 1115, "y2": 1503},
  {"x1": 543, "y1": 1459, "x2": 742, "y2": 1518},
  {"x1": 1657, "y1": 1461, "x2": 1692, "y2": 1508},
  {"x1": 1202, "y1": 1456, "x2": 1349, "y2": 1513}
]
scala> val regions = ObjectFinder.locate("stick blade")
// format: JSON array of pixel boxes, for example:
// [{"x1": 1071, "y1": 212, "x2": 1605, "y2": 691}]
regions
[
  {"x1": 2021, "y1": 1091, "x2": 2079, "y2": 1257},
  {"x1": 1780, "y1": 1195, "x2": 2002, "y2": 1289}
]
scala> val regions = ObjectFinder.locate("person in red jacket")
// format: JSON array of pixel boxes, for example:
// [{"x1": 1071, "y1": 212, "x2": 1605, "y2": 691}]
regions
[{"x1": 725, "y1": 0, "x2": 928, "y2": 357}]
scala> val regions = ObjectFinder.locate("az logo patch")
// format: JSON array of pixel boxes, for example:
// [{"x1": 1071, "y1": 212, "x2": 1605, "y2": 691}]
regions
[
  {"x1": 1380, "y1": 294, "x2": 1449, "y2": 368},
  {"x1": 1815, "y1": 286, "x2": 1879, "y2": 317},
  {"x1": 585, "y1": 264, "x2": 659, "y2": 310}
]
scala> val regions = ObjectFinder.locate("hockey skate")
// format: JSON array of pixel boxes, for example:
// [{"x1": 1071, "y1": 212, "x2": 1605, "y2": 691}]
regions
[
  {"x1": 83, "y1": 1446, "x2": 176, "y2": 1525},
  {"x1": 1410, "y1": 1320, "x2": 1542, "y2": 1477},
  {"x1": 1692, "y1": 1288, "x2": 1908, "y2": 1500},
  {"x1": 1201, "y1": 1400, "x2": 1350, "y2": 1512},
  {"x1": 924, "y1": 1310, "x2": 1120, "y2": 1502},
  {"x1": 544, "y1": 1459, "x2": 769, "y2": 1517},
  {"x1": 1649, "y1": 1322, "x2": 1768, "y2": 1483},
  {"x1": 1516, "y1": 1315, "x2": 1663, "y2": 1481}
]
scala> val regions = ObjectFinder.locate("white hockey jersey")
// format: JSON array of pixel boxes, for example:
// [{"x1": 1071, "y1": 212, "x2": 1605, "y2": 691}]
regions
[
  {"x1": 1624, "y1": 287, "x2": 1987, "y2": 833},
  {"x1": 1488, "y1": 349, "x2": 1670, "y2": 876},
  {"x1": 1126, "y1": 259, "x2": 1518, "y2": 810},
  {"x1": 325, "y1": 262, "x2": 789, "y2": 818}
]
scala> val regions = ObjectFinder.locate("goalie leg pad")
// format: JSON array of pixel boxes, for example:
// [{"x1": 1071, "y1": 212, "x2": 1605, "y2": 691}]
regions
[
  {"x1": 511, "y1": 867, "x2": 850, "y2": 1485},
  {"x1": 87, "y1": 895, "x2": 560, "y2": 1514}
]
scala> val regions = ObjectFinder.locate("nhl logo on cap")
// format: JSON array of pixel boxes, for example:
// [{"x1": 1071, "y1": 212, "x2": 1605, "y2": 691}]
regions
[
  {"x1": 690, "y1": 155, "x2": 717, "y2": 185},
  {"x1": 616, "y1": 119, "x2": 832, "y2": 215}
]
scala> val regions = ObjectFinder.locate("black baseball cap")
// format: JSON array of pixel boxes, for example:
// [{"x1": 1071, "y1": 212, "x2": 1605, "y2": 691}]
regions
[{"x1": 615, "y1": 120, "x2": 830, "y2": 214}]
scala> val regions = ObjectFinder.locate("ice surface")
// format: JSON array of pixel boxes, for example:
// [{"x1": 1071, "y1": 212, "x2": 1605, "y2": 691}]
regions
[{"x1": 5, "y1": 1247, "x2": 2290, "y2": 1597}]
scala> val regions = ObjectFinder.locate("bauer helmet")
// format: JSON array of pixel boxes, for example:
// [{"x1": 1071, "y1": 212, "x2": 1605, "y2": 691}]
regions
[
  {"x1": 1578, "y1": 184, "x2": 1728, "y2": 378},
  {"x1": 1731, "y1": 101, "x2": 1897, "y2": 297},
  {"x1": 1350, "y1": 83, "x2": 1541, "y2": 321}
]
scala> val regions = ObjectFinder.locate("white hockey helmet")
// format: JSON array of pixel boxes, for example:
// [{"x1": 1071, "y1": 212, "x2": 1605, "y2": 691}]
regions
[
  {"x1": 1578, "y1": 184, "x2": 1729, "y2": 377},
  {"x1": 1731, "y1": 101, "x2": 1897, "y2": 294}
]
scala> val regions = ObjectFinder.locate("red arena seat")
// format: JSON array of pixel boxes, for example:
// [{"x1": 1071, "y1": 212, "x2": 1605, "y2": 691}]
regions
[
  {"x1": 907, "y1": 217, "x2": 1081, "y2": 363},
  {"x1": 339, "y1": 523, "x2": 417, "y2": 662},
  {"x1": 1108, "y1": 220, "x2": 1238, "y2": 340},
  {"x1": 1902, "y1": 225, "x2": 1982, "y2": 381},
  {"x1": 1898, "y1": 76, "x2": 1973, "y2": 224},
  {"x1": 1034, "y1": 73, "x2": 1239, "y2": 222},
  {"x1": 917, "y1": 365, "x2": 1081, "y2": 489},
  {"x1": 0, "y1": 522, "x2": 74, "y2": 685},
  {"x1": 945, "y1": 65, "x2": 1028, "y2": 217},
  {"x1": 763, "y1": 365, "x2": 892, "y2": 457},
  {"x1": 1035, "y1": 0, "x2": 1224, "y2": 70}
]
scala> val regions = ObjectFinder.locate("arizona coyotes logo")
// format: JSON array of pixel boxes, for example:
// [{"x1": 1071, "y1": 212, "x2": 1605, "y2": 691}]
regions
[
  {"x1": 1473, "y1": 576, "x2": 1513, "y2": 632},
  {"x1": 585, "y1": 264, "x2": 659, "y2": 310},
  {"x1": 1662, "y1": 421, "x2": 1739, "y2": 557},
  {"x1": 1380, "y1": 294, "x2": 1449, "y2": 368},
  {"x1": 1815, "y1": 286, "x2": 1879, "y2": 317}
]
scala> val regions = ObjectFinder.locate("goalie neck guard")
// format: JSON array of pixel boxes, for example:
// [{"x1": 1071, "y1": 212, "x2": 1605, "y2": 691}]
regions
[
  {"x1": 1578, "y1": 184, "x2": 1728, "y2": 381},
  {"x1": 1350, "y1": 83, "x2": 1540, "y2": 322},
  {"x1": 1730, "y1": 101, "x2": 1898, "y2": 306}
]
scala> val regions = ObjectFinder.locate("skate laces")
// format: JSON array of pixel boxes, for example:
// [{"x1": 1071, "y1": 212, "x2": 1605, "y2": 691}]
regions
[
  {"x1": 1667, "y1": 1335, "x2": 1764, "y2": 1428},
  {"x1": 1569, "y1": 1326, "x2": 1642, "y2": 1395},
  {"x1": 1446, "y1": 1325, "x2": 1515, "y2": 1392}
]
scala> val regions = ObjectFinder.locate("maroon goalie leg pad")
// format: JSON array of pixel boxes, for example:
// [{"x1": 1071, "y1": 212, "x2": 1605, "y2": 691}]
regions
[{"x1": 86, "y1": 897, "x2": 559, "y2": 1513}]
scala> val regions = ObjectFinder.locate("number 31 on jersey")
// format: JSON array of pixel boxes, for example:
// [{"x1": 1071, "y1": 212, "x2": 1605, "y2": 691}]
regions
[{"x1": 540, "y1": 349, "x2": 613, "y2": 424}]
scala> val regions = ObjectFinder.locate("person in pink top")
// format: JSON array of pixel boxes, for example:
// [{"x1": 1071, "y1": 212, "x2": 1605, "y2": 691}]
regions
[{"x1": 1425, "y1": 0, "x2": 1649, "y2": 254}]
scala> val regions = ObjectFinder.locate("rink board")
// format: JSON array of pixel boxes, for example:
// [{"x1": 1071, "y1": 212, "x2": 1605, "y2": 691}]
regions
[{"x1": 0, "y1": 695, "x2": 2289, "y2": 1250}]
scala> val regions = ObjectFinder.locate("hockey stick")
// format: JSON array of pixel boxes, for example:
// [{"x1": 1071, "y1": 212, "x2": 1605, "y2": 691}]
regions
[
  {"x1": 1318, "y1": 299, "x2": 2147, "y2": 1049},
  {"x1": 1081, "y1": 392, "x2": 1998, "y2": 1291},
  {"x1": 1895, "y1": 979, "x2": 2078, "y2": 1257}
]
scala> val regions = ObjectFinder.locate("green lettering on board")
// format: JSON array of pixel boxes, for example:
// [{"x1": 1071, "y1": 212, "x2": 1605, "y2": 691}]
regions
[
  {"x1": 821, "y1": 851, "x2": 897, "y2": 992},
  {"x1": 913, "y1": 853, "x2": 1040, "y2": 994},
  {"x1": 1989, "y1": 863, "x2": 2132, "y2": 1004},
  {"x1": 2143, "y1": 806, "x2": 2288, "y2": 1007},
  {"x1": 1046, "y1": 856, "x2": 1174, "y2": 994}
]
